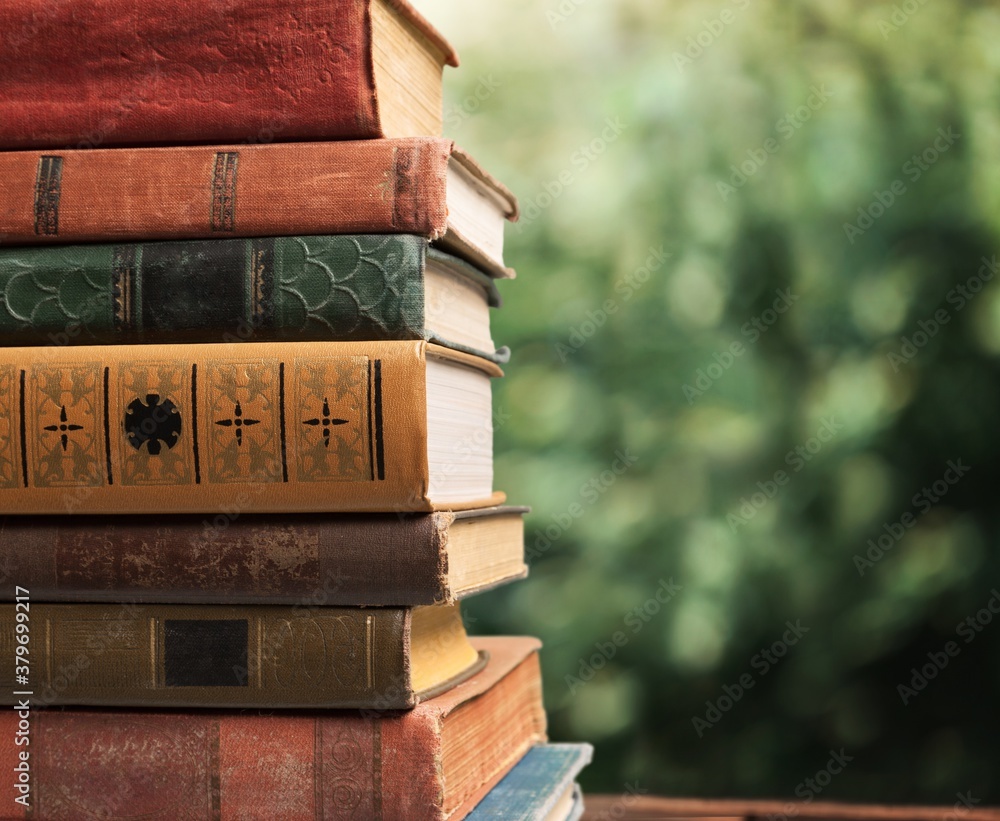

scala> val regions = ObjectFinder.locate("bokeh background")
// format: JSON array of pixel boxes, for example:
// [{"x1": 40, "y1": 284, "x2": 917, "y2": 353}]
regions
[{"x1": 414, "y1": 0, "x2": 1000, "y2": 804}]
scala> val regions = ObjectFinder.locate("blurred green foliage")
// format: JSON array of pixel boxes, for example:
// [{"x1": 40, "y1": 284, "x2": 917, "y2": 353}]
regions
[{"x1": 417, "y1": 0, "x2": 1000, "y2": 803}]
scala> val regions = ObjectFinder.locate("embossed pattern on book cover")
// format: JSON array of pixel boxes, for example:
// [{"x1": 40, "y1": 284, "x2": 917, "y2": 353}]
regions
[{"x1": 3, "y1": 354, "x2": 384, "y2": 493}]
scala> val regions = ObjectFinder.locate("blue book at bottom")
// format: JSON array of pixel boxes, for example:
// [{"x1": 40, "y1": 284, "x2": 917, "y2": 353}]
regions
[{"x1": 468, "y1": 743, "x2": 594, "y2": 820}]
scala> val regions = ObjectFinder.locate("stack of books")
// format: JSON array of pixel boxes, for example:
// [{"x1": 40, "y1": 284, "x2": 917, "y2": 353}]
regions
[{"x1": 0, "y1": 1, "x2": 590, "y2": 818}]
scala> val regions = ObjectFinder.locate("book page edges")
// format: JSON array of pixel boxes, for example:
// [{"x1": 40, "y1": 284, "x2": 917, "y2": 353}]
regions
[
  {"x1": 451, "y1": 505, "x2": 531, "y2": 520},
  {"x1": 430, "y1": 491, "x2": 506, "y2": 512},
  {"x1": 415, "y1": 649, "x2": 489, "y2": 703},
  {"x1": 382, "y1": 0, "x2": 460, "y2": 66},
  {"x1": 418, "y1": 636, "x2": 543, "y2": 720},
  {"x1": 426, "y1": 342, "x2": 505, "y2": 378},
  {"x1": 450, "y1": 566, "x2": 528, "y2": 601},
  {"x1": 451, "y1": 146, "x2": 520, "y2": 220}
]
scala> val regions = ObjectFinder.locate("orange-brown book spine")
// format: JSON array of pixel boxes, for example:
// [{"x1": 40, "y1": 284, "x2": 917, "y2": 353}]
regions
[
  {"x1": 0, "y1": 139, "x2": 451, "y2": 246},
  {"x1": 0, "y1": 340, "x2": 503, "y2": 514}
]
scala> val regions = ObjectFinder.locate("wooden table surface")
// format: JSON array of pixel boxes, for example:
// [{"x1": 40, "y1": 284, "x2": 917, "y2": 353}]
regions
[{"x1": 580, "y1": 796, "x2": 1000, "y2": 821}]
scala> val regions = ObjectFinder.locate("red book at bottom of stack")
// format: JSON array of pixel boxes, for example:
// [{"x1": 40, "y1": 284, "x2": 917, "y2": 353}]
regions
[{"x1": 1, "y1": 637, "x2": 546, "y2": 821}]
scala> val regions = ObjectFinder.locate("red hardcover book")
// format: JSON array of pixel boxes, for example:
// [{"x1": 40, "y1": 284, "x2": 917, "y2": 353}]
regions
[
  {"x1": 0, "y1": 138, "x2": 518, "y2": 278},
  {"x1": 0, "y1": 0, "x2": 459, "y2": 149},
  {"x1": 0, "y1": 637, "x2": 546, "y2": 820}
]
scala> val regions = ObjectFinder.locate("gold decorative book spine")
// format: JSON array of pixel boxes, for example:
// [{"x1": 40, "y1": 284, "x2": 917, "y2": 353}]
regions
[
  {"x1": 0, "y1": 340, "x2": 503, "y2": 514},
  {"x1": 0, "y1": 603, "x2": 412, "y2": 708}
]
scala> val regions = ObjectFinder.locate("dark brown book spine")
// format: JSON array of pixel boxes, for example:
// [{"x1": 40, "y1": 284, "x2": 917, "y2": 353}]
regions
[{"x1": 0, "y1": 513, "x2": 448, "y2": 605}]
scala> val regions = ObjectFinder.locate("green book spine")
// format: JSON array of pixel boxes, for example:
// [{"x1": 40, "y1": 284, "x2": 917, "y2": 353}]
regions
[{"x1": 0, "y1": 234, "x2": 432, "y2": 346}]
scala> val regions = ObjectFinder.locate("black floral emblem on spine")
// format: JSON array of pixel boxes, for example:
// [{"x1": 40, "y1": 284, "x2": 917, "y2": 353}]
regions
[
  {"x1": 215, "y1": 401, "x2": 260, "y2": 447},
  {"x1": 43, "y1": 404, "x2": 84, "y2": 452},
  {"x1": 303, "y1": 398, "x2": 348, "y2": 447},
  {"x1": 125, "y1": 394, "x2": 182, "y2": 455}
]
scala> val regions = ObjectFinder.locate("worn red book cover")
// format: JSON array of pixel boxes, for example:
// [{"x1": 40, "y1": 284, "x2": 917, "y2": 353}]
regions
[
  {"x1": 0, "y1": 637, "x2": 546, "y2": 820},
  {"x1": 0, "y1": 0, "x2": 458, "y2": 148},
  {"x1": 0, "y1": 139, "x2": 517, "y2": 277}
]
